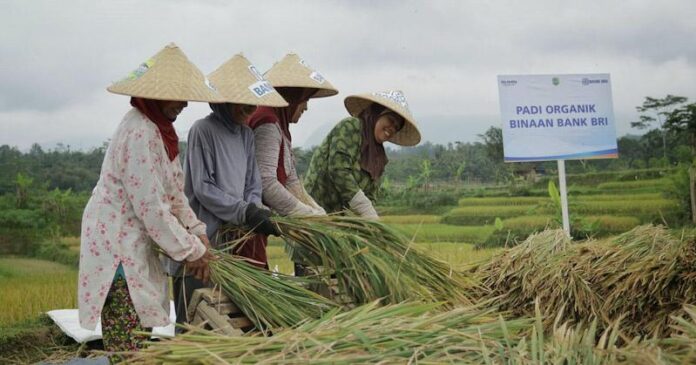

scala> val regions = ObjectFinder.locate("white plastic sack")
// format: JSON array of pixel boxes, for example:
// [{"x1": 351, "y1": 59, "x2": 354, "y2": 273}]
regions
[{"x1": 46, "y1": 301, "x2": 176, "y2": 343}]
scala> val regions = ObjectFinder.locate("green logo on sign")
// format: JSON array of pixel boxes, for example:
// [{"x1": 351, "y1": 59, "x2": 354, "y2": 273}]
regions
[{"x1": 552, "y1": 77, "x2": 560, "y2": 86}]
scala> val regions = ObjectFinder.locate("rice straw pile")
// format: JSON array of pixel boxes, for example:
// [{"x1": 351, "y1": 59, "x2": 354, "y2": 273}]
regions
[
  {"x1": 475, "y1": 225, "x2": 696, "y2": 338},
  {"x1": 130, "y1": 301, "x2": 528, "y2": 364},
  {"x1": 271, "y1": 215, "x2": 476, "y2": 305},
  {"x1": 208, "y1": 250, "x2": 338, "y2": 332},
  {"x1": 129, "y1": 302, "x2": 696, "y2": 364}
]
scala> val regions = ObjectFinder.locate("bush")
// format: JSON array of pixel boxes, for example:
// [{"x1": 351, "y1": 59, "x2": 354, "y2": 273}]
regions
[
  {"x1": 664, "y1": 165, "x2": 692, "y2": 224},
  {"x1": 35, "y1": 237, "x2": 79, "y2": 267}
]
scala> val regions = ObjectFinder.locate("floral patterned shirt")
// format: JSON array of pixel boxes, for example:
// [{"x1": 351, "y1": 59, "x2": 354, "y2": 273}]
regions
[
  {"x1": 78, "y1": 108, "x2": 207, "y2": 330},
  {"x1": 304, "y1": 117, "x2": 381, "y2": 213}
]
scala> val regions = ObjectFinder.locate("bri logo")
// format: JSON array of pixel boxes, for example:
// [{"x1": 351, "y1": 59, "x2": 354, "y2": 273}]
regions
[
  {"x1": 500, "y1": 80, "x2": 517, "y2": 86},
  {"x1": 582, "y1": 78, "x2": 608, "y2": 86}
]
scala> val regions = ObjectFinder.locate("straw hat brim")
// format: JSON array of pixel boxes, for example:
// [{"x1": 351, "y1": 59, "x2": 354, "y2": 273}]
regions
[
  {"x1": 107, "y1": 43, "x2": 224, "y2": 103},
  {"x1": 344, "y1": 95, "x2": 421, "y2": 146}
]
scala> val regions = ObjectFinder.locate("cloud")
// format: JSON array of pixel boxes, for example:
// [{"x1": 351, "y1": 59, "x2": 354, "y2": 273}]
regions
[{"x1": 1, "y1": 0, "x2": 695, "y2": 150}]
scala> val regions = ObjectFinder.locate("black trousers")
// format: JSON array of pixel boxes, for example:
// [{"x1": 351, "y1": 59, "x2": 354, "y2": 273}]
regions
[{"x1": 172, "y1": 275, "x2": 206, "y2": 325}]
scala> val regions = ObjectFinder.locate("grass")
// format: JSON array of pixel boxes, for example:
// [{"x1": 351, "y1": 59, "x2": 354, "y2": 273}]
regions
[
  {"x1": 391, "y1": 223, "x2": 494, "y2": 243},
  {"x1": 597, "y1": 178, "x2": 670, "y2": 190},
  {"x1": 380, "y1": 215, "x2": 441, "y2": 224},
  {"x1": 442, "y1": 205, "x2": 550, "y2": 225},
  {"x1": 416, "y1": 242, "x2": 501, "y2": 267},
  {"x1": 459, "y1": 196, "x2": 547, "y2": 206},
  {"x1": 0, "y1": 257, "x2": 77, "y2": 326},
  {"x1": 60, "y1": 236, "x2": 80, "y2": 252}
]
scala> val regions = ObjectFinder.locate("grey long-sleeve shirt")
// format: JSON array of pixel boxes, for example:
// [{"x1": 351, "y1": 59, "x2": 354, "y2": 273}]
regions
[
  {"x1": 184, "y1": 113, "x2": 262, "y2": 240},
  {"x1": 253, "y1": 123, "x2": 325, "y2": 217}
]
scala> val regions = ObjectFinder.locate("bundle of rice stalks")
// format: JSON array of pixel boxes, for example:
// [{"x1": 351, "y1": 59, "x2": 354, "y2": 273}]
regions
[
  {"x1": 129, "y1": 301, "x2": 696, "y2": 364},
  {"x1": 271, "y1": 215, "x2": 476, "y2": 305},
  {"x1": 208, "y1": 250, "x2": 339, "y2": 332},
  {"x1": 129, "y1": 301, "x2": 530, "y2": 364},
  {"x1": 476, "y1": 225, "x2": 696, "y2": 338}
]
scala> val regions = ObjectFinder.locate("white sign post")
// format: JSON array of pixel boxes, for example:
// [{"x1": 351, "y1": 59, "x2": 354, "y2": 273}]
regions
[{"x1": 497, "y1": 74, "x2": 618, "y2": 236}]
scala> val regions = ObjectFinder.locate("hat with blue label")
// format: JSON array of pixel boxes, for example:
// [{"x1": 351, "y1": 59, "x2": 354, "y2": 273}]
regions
[
  {"x1": 107, "y1": 43, "x2": 224, "y2": 103},
  {"x1": 208, "y1": 54, "x2": 288, "y2": 107},
  {"x1": 344, "y1": 90, "x2": 421, "y2": 146},
  {"x1": 263, "y1": 53, "x2": 338, "y2": 98}
]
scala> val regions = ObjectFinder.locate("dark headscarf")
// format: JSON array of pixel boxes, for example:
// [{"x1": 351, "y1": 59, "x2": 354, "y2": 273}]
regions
[
  {"x1": 359, "y1": 103, "x2": 390, "y2": 181},
  {"x1": 248, "y1": 87, "x2": 316, "y2": 141},
  {"x1": 130, "y1": 97, "x2": 179, "y2": 161},
  {"x1": 209, "y1": 103, "x2": 242, "y2": 132}
]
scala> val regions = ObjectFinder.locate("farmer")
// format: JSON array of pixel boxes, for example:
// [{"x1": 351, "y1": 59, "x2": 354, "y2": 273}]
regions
[
  {"x1": 166, "y1": 54, "x2": 288, "y2": 324},
  {"x1": 247, "y1": 54, "x2": 337, "y2": 277},
  {"x1": 247, "y1": 54, "x2": 337, "y2": 217},
  {"x1": 77, "y1": 43, "x2": 219, "y2": 360},
  {"x1": 304, "y1": 90, "x2": 421, "y2": 219}
]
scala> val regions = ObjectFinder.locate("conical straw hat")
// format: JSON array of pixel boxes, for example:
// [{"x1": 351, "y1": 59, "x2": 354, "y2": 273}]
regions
[
  {"x1": 263, "y1": 53, "x2": 338, "y2": 98},
  {"x1": 344, "y1": 90, "x2": 421, "y2": 146},
  {"x1": 207, "y1": 54, "x2": 288, "y2": 107},
  {"x1": 107, "y1": 43, "x2": 224, "y2": 103}
]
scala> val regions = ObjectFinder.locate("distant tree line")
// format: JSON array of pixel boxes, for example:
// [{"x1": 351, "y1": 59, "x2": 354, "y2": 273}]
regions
[{"x1": 0, "y1": 95, "x2": 694, "y2": 194}]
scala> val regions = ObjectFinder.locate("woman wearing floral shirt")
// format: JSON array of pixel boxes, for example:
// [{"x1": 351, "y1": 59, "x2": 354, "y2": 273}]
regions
[
  {"x1": 77, "y1": 43, "x2": 221, "y2": 359},
  {"x1": 304, "y1": 91, "x2": 421, "y2": 218}
]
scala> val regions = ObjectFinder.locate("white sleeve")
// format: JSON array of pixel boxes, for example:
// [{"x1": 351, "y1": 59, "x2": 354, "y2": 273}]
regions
[{"x1": 118, "y1": 125, "x2": 206, "y2": 262}]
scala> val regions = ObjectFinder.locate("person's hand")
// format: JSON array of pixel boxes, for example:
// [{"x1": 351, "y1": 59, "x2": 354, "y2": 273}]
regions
[
  {"x1": 348, "y1": 190, "x2": 379, "y2": 220},
  {"x1": 312, "y1": 205, "x2": 327, "y2": 216},
  {"x1": 186, "y1": 249, "x2": 215, "y2": 283},
  {"x1": 245, "y1": 204, "x2": 281, "y2": 236},
  {"x1": 289, "y1": 202, "x2": 325, "y2": 217},
  {"x1": 198, "y1": 234, "x2": 212, "y2": 250}
]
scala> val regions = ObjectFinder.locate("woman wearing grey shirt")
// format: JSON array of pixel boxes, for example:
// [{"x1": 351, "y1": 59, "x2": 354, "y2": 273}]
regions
[{"x1": 170, "y1": 54, "x2": 288, "y2": 324}]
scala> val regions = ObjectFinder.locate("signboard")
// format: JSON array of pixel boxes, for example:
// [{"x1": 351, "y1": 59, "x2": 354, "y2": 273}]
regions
[{"x1": 497, "y1": 74, "x2": 618, "y2": 162}]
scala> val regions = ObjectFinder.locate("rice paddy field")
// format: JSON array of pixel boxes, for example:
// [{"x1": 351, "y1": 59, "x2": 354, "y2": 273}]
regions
[
  {"x1": 1, "y1": 173, "x2": 692, "y2": 363},
  {"x1": 0, "y1": 257, "x2": 77, "y2": 326}
]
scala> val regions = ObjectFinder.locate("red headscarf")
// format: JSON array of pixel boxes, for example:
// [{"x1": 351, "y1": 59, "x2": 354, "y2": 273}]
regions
[
  {"x1": 247, "y1": 87, "x2": 315, "y2": 185},
  {"x1": 130, "y1": 97, "x2": 180, "y2": 161},
  {"x1": 248, "y1": 87, "x2": 316, "y2": 142}
]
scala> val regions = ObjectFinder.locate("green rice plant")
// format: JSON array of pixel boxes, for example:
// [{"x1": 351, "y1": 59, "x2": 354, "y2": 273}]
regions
[
  {"x1": 391, "y1": 223, "x2": 494, "y2": 243},
  {"x1": 379, "y1": 214, "x2": 441, "y2": 224},
  {"x1": 597, "y1": 178, "x2": 670, "y2": 190},
  {"x1": 0, "y1": 258, "x2": 77, "y2": 326},
  {"x1": 573, "y1": 199, "x2": 680, "y2": 224},
  {"x1": 415, "y1": 242, "x2": 502, "y2": 267},
  {"x1": 273, "y1": 215, "x2": 476, "y2": 305},
  {"x1": 458, "y1": 196, "x2": 548, "y2": 206},
  {"x1": 266, "y1": 237, "x2": 293, "y2": 275},
  {"x1": 571, "y1": 192, "x2": 664, "y2": 202},
  {"x1": 208, "y1": 250, "x2": 338, "y2": 332},
  {"x1": 442, "y1": 205, "x2": 551, "y2": 226},
  {"x1": 581, "y1": 215, "x2": 641, "y2": 234},
  {"x1": 502, "y1": 215, "x2": 556, "y2": 230}
]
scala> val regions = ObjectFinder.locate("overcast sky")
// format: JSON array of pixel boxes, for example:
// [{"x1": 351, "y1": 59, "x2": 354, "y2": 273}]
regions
[{"x1": 1, "y1": 0, "x2": 695, "y2": 150}]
